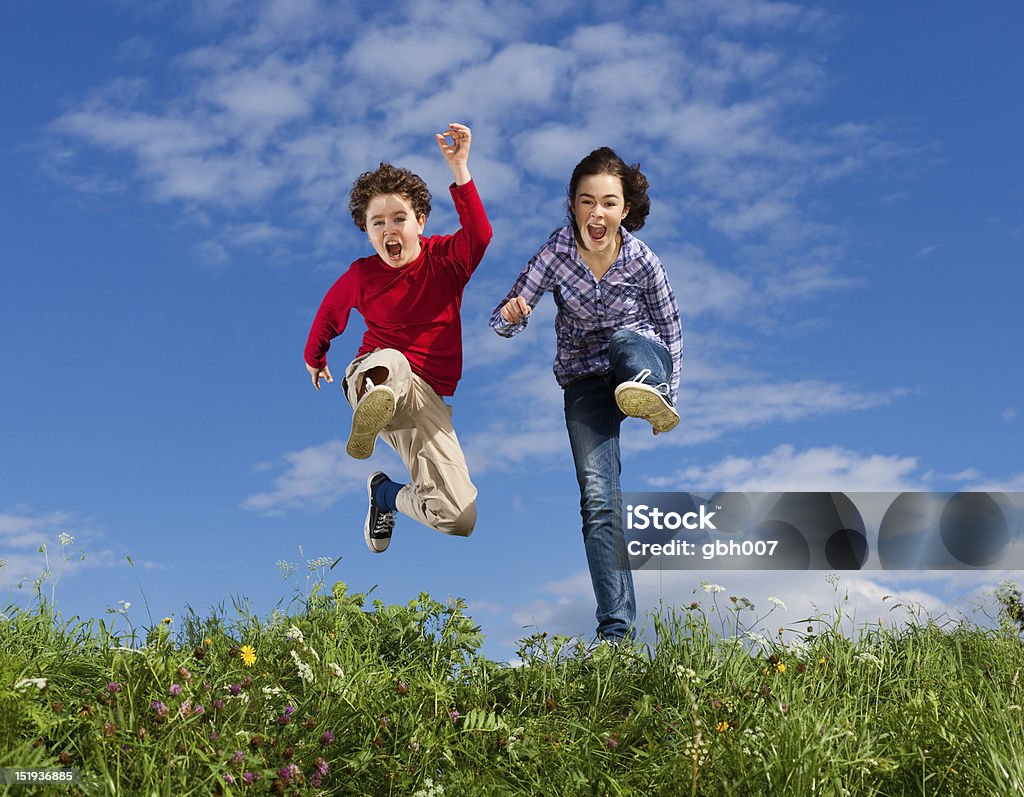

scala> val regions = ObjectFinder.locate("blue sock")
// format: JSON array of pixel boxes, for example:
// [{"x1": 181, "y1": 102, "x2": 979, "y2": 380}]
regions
[{"x1": 374, "y1": 478, "x2": 404, "y2": 512}]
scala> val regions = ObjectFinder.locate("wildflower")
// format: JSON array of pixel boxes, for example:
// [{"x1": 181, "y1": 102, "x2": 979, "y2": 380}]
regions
[
  {"x1": 716, "y1": 721, "x2": 730, "y2": 733},
  {"x1": 290, "y1": 650, "x2": 314, "y2": 683},
  {"x1": 818, "y1": 657, "x2": 826, "y2": 666},
  {"x1": 329, "y1": 663, "x2": 344, "y2": 678},
  {"x1": 315, "y1": 757, "x2": 329, "y2": 777},
  {"x1": 240, "y1": 645, "x2": 257, "y2": 667},
  {"x1": 448, "y1": 709, "x2": 460, "y2": 724},
  {"x1": 193, "y1": 704, "x2": 205, "y2": 716},
  {"x1": 15, "y1": 678, "x2": 48, "y2": 691},
  {"x1": 285, "y1": 625, "x2": 305, "y2": 644},
  {"x1": 162, "y1": 617, "x2": 172, "y2": 625},
  {"x1": 776, "y1": 662, "x2": 787, "y2": 674},
  {"x1": 212, "y1": 698, "x2": 224, "y2": 710},
  {"x1": 151, "y1": 700, "x2": 169, "y2": 720},
  {"x1": 168, "y1": 683, "x2": 182, "y2": 697},
  {"x1": 223, "y1": 774, "x2": 235, "y2": 786},
  {"x1": 180, "y1": 700, "x2": 192, "y2": 717},
  {"x1": 103, "y1": 722, "x2": 117, "y2": 737},
  {"x1": 228, "y1": 683, "x2": 241, "y2": 696},
  {"x1": 107, "y1": 681, "x2": 121, "y2": 693},
  {"x1": 193, "y1": 646, "x2": 206, "y2": 660},
  {"x1": 700, "y1": 580, "x2": 726, "y2": 594},
  {"x1": 378, "y1": 716, "x2": 390, "y2": 729},
  {"x1": 59, "y1": 532, "x2": 74, "y2": 546},
  {"x1": 780, "y1": 702, "x2": 790, "y2": 716},
  {"x1": 277, "y1": 712, "x2": 291, "y2": 726},
  {"x1": 204, "y1": 637, "x2": 212, "y2": 646},
  {"x1": 408, "y1": 739, "x2": 421, "y2": 753},
  {"x1": 209, "y1": 731, "x2": 219, "y2": 742},
  {"x1": 605, "y1": 735, "x2": 619, "y2": 750},
  {"x1": 768, "y1": 596, "x2": 787, "y2": 610},
  {"x1": 59, "y1": 752, "x2": 72, "y2": 766},
  {"x1": 177, "y1": 667, "x2": 192, "y2": 682},
  {"x1": 242, "y1": 675, "x2": 253, "y2": 688},
  {"x1": 229, "y1": 645, "x2": 240, "y2": 658},
  {"x1": 232, "y1": 750, "x2": 244, "y2": 765},
  {"x1": 242, "y1": 772, "x2": 256, "y2": 785},
  {"x1": 796, "y1": 662, "x2": 808, "y2": 674},
  {"x1": 320, "y1": 730, "x2": 335, "y2": 746},
  {"x1": 689, "y1": 601, "x2": 699, "y2": 609},
  {"x1": 278, "y1": 763, "x2": 300, "y2": 783},
  {"x1": 396, "y1": 680, "x2": 409, "y2": 696}
]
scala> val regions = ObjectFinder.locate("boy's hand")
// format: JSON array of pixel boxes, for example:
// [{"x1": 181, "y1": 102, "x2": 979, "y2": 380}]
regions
[
  {"x1": 436, "y1": 122, "x2": 472, "y2": 185},
  {"x1": 500, "y1": 296, "x2": 531, "y2": 324},
  {"x1": 306, "y1": 362, "x2": 333, "y2": 390}
]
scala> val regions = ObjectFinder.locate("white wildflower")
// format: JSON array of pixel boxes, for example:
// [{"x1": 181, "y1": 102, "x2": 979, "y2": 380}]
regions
[
  {"x1": 329, "y1": 663, "x2": 344, "y2": 678},
  {"x1": 59, "y1": 532, "x2": 74, "y2": 547},
  {"x1": 285, "y1": 625, "x2": 305, "y2": 644},
  {"x1": 675, "y1": 665, "x2": 699, "y2": 685},
  {"x1": 261, "y1": 685, "x2": 283, "y2": 697},
  {"x1": 745, "y1": 632, "x2": 769, "y2": 648},
  {"x1": 699, "y1": 579, "x2": 726, "y2": 594},
  {"x1": 291, "y1": 650, "x2": 314, "y2": 684},
  {"x1": 307, "y1": 556, "x2": 334, "y2": 570},
  {"x1": 856, "y1": 651, "x2": 883, "y2": 668},
  {"x1": 15, "y1": 677, "x2": 48, "y2": 690},
  {"x1": 412, "y1": 777, "x2": 445, "y2": 797},
  {"x1": 768, "y1": 596, "x2": 787, "y2": 610}
]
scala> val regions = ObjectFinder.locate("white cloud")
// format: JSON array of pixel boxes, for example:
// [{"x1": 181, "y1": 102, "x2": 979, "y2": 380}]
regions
[
  {"x1": 650, "y1": 444, "x2": 926, "y2": 492},
  {"x1": 242, "y1": 440, "x2": 404, "y2": 515}
]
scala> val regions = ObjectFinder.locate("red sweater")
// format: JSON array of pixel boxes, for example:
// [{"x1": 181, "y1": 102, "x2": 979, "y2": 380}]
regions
[{"x1": 304, "y1": 180, "x2": 492, "y2": 397}]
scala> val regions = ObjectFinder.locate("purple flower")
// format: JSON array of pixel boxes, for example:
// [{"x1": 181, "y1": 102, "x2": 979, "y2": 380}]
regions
[
  {"x1": 310, "y1": 772, "x2": 323, "y2": 788},
  {"x1": 228, "y1": 684, "x2": 241, "y2": 696},
  {"x1": 209, "y1": 731, "x2": 219, "y2": 742},
  {"x1": 284, "y1": 705, "x2": 296, "y2": 716},
  {"x1": 107, "y1": 681, "x2": 121, "y2": 693},
  {"x1": 223, "y1": 774, "x2": 235, "y2": 786},
  {"x1": 242, "y1": 772, "x2": 256, "y2": 785},
  {"x1": 180, "y1": 700, "x2": 192, "y2": 717},
  {"x1": 241, "y1": 675, "x2": 253, "y2": 688},
  {"x1": 150, "y1": 700, "x2": 168, "y2": 719},
  {"x1": 212, "y1": 698, "x2": 224, "y2": 710},
  {"x1": 278, "y1": 764, "x2": 299, "y2": 783},
  {"x1": 315, "y1": 757, "x2": 329, "y2": 777},
  {"x1": 168, "y1": 683, "x2": 182, "y2": 697},
  {"x1": 449, "y1": 709, "x2": 460, "y2": 723},
  {"x1": 277, "y1": 713, "x2": 291, "y2": 726},
  {"x1": 319, "y1": 730, "x2": 335, "y2": 746},
  {"x1": 231, "y1": 750, "x2": 244, "y2": 765},
  {"x1": 606, "y1": 735, "x2": 619, "y2": 750}
]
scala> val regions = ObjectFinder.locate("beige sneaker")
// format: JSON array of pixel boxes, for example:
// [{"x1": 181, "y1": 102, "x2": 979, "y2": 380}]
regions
[
  {"x1": 346, "y1": 379, "x2": 396, "y2": 459},
  {"x1": 614, "y1": 369, "x2": 679, "y2": 434}
]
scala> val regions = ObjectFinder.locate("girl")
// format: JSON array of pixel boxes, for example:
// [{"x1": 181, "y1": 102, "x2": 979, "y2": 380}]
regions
[{"x1": 489, "y1": 147, "x2": 682, "y2": 643}]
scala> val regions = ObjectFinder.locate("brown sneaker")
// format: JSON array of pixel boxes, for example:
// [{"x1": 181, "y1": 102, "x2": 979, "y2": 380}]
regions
[
  {"x1": 614, "y1": 369, "x2": 679, "y2": 434},
  {"x1": 346, "y1": 379, "x2": 396, "y2": 459}
]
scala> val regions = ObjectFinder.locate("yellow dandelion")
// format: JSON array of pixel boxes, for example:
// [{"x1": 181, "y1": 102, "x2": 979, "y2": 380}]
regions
[
  {"x1": 818, "y1": 657, "x2": 826, "y2": 666},
  {"x1": 240, "y1": 645, "x2": 257, "y2": 667},
  {"x1": 716, "y1": 721, "x2": 730, "y2": 733},
  {"x1": 204, "y1": 637, "x2": 212, "y2": 647},
  {"x1": 161, "y1": 617, "x2": 173, "y2": 625},
  {"x1": 776, "y1": 662, "x2": 787, "y2": 674}
]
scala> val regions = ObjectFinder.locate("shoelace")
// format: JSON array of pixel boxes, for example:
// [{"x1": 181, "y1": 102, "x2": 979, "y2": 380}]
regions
[
  {"x1": 629, "y1": 369, "x2": 671, "y2": 400},
  {"x1": 371, "y1": 512, "x2": 395, "y2": 538}
]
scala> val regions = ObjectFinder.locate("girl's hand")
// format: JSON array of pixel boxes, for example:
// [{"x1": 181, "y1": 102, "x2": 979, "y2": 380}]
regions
[{"x1": 500, "y1": 296, "x2": 532, "y2": 324}]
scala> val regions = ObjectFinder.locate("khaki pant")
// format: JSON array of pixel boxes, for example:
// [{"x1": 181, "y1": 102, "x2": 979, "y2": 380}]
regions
[{"x1": 343, "y1": 349, "x2": 477, "y2": 536}]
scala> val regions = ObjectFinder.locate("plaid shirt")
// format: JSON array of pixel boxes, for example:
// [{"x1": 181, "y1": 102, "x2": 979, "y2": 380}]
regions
[{"x1": 489, "y1": 225, "x2": 683, "y2": 402}]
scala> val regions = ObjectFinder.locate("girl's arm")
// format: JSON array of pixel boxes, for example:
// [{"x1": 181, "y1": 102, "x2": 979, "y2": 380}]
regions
[{"x1": 489, "y1": 245, "x2": 554, "y2": 338}]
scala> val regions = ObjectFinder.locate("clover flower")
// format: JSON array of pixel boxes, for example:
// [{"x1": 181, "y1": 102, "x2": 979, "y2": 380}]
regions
[
  {"x1": 320, "y1": 730, "x2": 335, "y2": 746},
  {"x1": 151, "y1": 700, "x2": 169, "y2": 719},
  {"x1": 168, "y1": 683, "x2": 182, "y2": 697},
  {"x1": 107, "y1": 681, "x2": 121, "y2": 693}
]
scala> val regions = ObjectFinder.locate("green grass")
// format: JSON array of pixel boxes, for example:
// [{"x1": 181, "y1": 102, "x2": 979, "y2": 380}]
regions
[{"x1": 3, "y1": 561, "x2": 1024, "y2": 796}]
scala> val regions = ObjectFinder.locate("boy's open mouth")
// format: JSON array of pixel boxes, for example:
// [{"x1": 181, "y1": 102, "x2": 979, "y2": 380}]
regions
[
  {"x1": 587, "y1": 224, "x2": 607, "y2": 242},
  {"x1": 385, "y1": 241, "x2": 402, "y2": 259}
]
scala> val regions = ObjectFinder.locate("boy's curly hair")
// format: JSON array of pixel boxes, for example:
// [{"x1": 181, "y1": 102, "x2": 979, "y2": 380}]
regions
[
  {"x1": 566, "y1": 147, "x2": 651, "y2": 232},
  {"x1": 348, "y1": 162, "x2": 432, "y2": 231}
]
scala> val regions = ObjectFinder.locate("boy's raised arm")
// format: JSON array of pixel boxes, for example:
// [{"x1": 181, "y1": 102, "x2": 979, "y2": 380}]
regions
[{"x1": 436, "y1": 122, "x2": 472, "y2": 186}]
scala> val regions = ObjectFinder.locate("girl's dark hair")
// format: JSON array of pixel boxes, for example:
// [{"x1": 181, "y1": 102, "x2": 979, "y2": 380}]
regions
[
  {"x1": 566, "y1": 147, "x2": 651, "y2": 232},
  {"x1": 348, "y1": 162, "x2": 432, "y2": 231}
]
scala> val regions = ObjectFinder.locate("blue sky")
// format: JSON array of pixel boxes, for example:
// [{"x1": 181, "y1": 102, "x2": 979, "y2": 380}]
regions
[{"x1": 2, "y1": 0, "x2": 1022, "y2": 660}]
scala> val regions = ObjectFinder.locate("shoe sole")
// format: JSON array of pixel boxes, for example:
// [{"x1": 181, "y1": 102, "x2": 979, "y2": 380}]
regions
[
  {"x1": 364, "y1": 472, "x2": 391, "y2": 553},
  {"x1": 347, "y1": 387, "x2": 396, "y2": 460},
  {"x1": 614, "y1": 384, "x2": 680, "y2": 434}
]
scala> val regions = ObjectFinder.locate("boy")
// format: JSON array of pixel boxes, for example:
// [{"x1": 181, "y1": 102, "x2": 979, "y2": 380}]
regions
[{"x1": 304, "y1": 123, "x2": 491, "y2": 553}]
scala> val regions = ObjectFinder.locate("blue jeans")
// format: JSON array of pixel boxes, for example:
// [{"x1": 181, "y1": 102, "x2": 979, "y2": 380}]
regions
[{"x1": 563, "y1": 330, "x2": 674, "y2": 641}]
